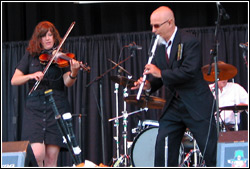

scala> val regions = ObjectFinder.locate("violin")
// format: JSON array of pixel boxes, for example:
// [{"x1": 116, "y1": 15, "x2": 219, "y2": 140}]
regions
[{"x1": 39, "y1": 51, "x2": 91, "y2": 73}]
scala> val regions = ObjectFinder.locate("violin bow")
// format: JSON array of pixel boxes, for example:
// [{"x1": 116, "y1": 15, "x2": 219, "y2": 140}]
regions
[{"x1": 28, "y1": 21, "x2": 76, "y2": 95}]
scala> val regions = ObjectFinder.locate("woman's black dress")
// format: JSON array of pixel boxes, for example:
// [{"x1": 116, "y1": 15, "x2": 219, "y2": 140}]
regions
[{"x1": 16, "y1": 51, "x2": 71, "y2": 148}]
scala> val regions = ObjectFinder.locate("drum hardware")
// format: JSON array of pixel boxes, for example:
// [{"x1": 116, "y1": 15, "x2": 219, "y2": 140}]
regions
[
  {"x1": 109, "y1": 78, "x2": 149, "y2": 167},
  {"x1": 109, "y1": 108, "x2": 147, "y2": 167},
  {"x1": 215, "y1": 110, "x2": 229, "y2": 132},
  {"x1": 122, "y1": 85, "x2": 129, "y2": 167},
  {"x1": 220, "y1": 121, "x2": 227, "y2": 132},
  {"x1": 184, "y1": 131, "x2": 193, "y2": 142},
  {"x1": 110, "y1": 77, "x2": 128, "y2": 167},
  {"x1": 179, "y1": 134, "x2": 205, "y2": 167},
  {"x1": 109, "y1": 108, "x2": 148, "y2": 122},
  {"x1": 113, "y1": 83, "x2": 120, "y2": 162},
  {"x1": 180, "y1": 148, "x2": 205, "y2": 167},
  {"x1": 131, "y1": 120, "x2": 142, "y2": 134},
  {"x1": 219, "y1": 104, "x2": 248, "y2": 131},
  {"x1": 113, "y1": 154, "x2": 130, "y2": 167},
  {"x1": 108, "y1": 57, "x2": 134, "y2": 164}
]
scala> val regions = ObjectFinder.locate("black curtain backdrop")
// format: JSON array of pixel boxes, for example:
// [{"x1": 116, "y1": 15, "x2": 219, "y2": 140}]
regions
[
  {"x1": 1, "y1": 1, "x2": 249, "y2": 167},
  {"x1": 2, "y1": 2, "x2": 248, "y2": 42}
]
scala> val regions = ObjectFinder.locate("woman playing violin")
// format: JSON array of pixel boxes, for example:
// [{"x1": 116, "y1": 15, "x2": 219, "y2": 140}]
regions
[{"x1": 11, "y1": 21, "x2": 81, "y2": 167}]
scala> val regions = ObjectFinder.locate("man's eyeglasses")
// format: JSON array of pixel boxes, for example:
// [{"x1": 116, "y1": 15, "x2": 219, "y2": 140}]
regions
[{"x1": 151, "y1": 19, "x2": 170, "y2": 29}]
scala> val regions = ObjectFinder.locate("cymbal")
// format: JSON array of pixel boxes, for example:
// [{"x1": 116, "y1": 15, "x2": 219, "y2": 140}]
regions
[
  {"x1": 110, "y1": 75, "x2": 135, "y2": 88},
  {"x1": 202, "y1": 61, "x2": 238, "y2": 82},
  {"x1": 124, "y1": 94, "x2": 166, "y2": 109},
  {"x1": 220, "y1": 104, "x2": 248, "y2": 111}
]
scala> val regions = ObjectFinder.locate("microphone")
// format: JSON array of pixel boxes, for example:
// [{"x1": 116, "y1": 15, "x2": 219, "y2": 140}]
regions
[
  {"x1": 128, "y1": 42, "x2": 142, "y2": 50},
  {"x1": 216, "y1": 2, "x2": 230, "y2": 20},
  {"x1": 239, "y1": 43, "x2": 248, "y2": 49}
]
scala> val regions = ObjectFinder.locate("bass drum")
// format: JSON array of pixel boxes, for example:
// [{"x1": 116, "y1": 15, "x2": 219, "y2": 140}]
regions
[{"x1": 130, "y1": 127, "x2": 184, "y2": 167}]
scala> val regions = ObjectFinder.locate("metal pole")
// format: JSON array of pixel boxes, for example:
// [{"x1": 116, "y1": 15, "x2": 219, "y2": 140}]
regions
[
  {"x1": 99, "y1": 80, "x2": 106, "y2": 165},
  {"x1": 114, "y1": 83, "x2": 120, "y2": 161}
]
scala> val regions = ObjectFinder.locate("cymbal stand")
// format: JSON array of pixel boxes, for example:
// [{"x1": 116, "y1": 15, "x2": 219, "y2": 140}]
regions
[
  {"x1": 109, "y1": 108, "x2": 147, "y2": 122},
  {"x1": 111, "y1": 108, "x2": 147, "y2": 167},
  {"x1": 109, "y1": 92, "x2": 148, "y2": 166},
  {"x1": 193, "y1": 139, "x2": 198, "y2": 167},
  {"x1": 233, "y1": 106, "x2": 239, "y2": 131},
  {"x1": 232, "y1": 80, "x2": 238, "y2": 131},
  {"x1": 109, "y1": 83, "x2": 148, "y2": 167},
  {"x1": 217, "y1": 111, "x2": 227, "y2": 132},
  {"x1": 113, "y1": 83, "x2": 120, "y2": 164},
  {"x1": 122, "y1": 84, "x2": 129, "y2": 166}
]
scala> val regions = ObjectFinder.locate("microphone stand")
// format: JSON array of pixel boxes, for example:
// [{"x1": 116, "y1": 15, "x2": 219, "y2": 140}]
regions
[
  {"x1": 72, "y1": 113, "x2": 84, "y2": 161},
  {"x1": 242, "y1": 48, "x2": 248, "y2": 68},
  {"x1": 211, "y1": 2, "x2": 227, "y2": 136}
]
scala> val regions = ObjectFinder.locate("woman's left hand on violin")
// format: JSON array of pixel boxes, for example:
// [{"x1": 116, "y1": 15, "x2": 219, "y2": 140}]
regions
[{"x1": 70, "y1": 59, "x2": 81, "y2": 76}]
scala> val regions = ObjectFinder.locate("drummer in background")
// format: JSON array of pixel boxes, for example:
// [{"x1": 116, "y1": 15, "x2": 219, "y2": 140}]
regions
[{"x1": 209, "y1": 80, "x2": 248, "y2": 131}]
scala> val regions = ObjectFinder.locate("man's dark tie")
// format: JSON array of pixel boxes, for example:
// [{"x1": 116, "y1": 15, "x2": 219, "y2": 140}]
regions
[{"x1": 165, "y1": 41, "x2": 172, "y2": 63}]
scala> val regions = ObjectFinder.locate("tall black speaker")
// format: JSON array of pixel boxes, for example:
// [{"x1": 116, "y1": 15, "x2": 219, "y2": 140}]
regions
[
  {"x1": 216, "y1": 131, "x2": 248, "y2": 167},
  {"x1": 2, "y1": 141, "x2": 38, "y2": 167}
]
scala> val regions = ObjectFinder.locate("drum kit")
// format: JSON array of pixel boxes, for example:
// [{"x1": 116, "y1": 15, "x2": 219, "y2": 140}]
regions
[
  {"x1": 108, "y1": 60, "x2": 248, "y2": 167},
  {"x1": 108, "y1": 75, "x2": 201, "y2": 167}
]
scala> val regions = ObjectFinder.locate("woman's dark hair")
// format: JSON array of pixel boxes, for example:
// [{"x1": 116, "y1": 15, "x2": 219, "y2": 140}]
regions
[{"x1": 27, "y1": 21, "x2": 61, "y2": 56}]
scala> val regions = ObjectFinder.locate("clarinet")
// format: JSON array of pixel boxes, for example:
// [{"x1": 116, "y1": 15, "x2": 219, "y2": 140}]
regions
[
  {"x1": 62, "y1": 112, "x2": 82, "y2": 165},
  {"x1": 44, "y1": 89, "x2": 78, "y2": 165},
  {"x1": 136, "y1": 34, "x2": 160, "y2": 100}
]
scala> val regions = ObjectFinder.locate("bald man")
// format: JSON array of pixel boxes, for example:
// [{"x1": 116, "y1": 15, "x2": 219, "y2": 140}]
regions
[{"x1": 132, "y1": 6, "x2": 218, "y2": 166}]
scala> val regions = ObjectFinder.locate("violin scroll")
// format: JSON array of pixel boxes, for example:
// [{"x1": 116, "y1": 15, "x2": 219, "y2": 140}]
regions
[{"x1": 79, "y1": 62, "x2": 91, "y2": 73}]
